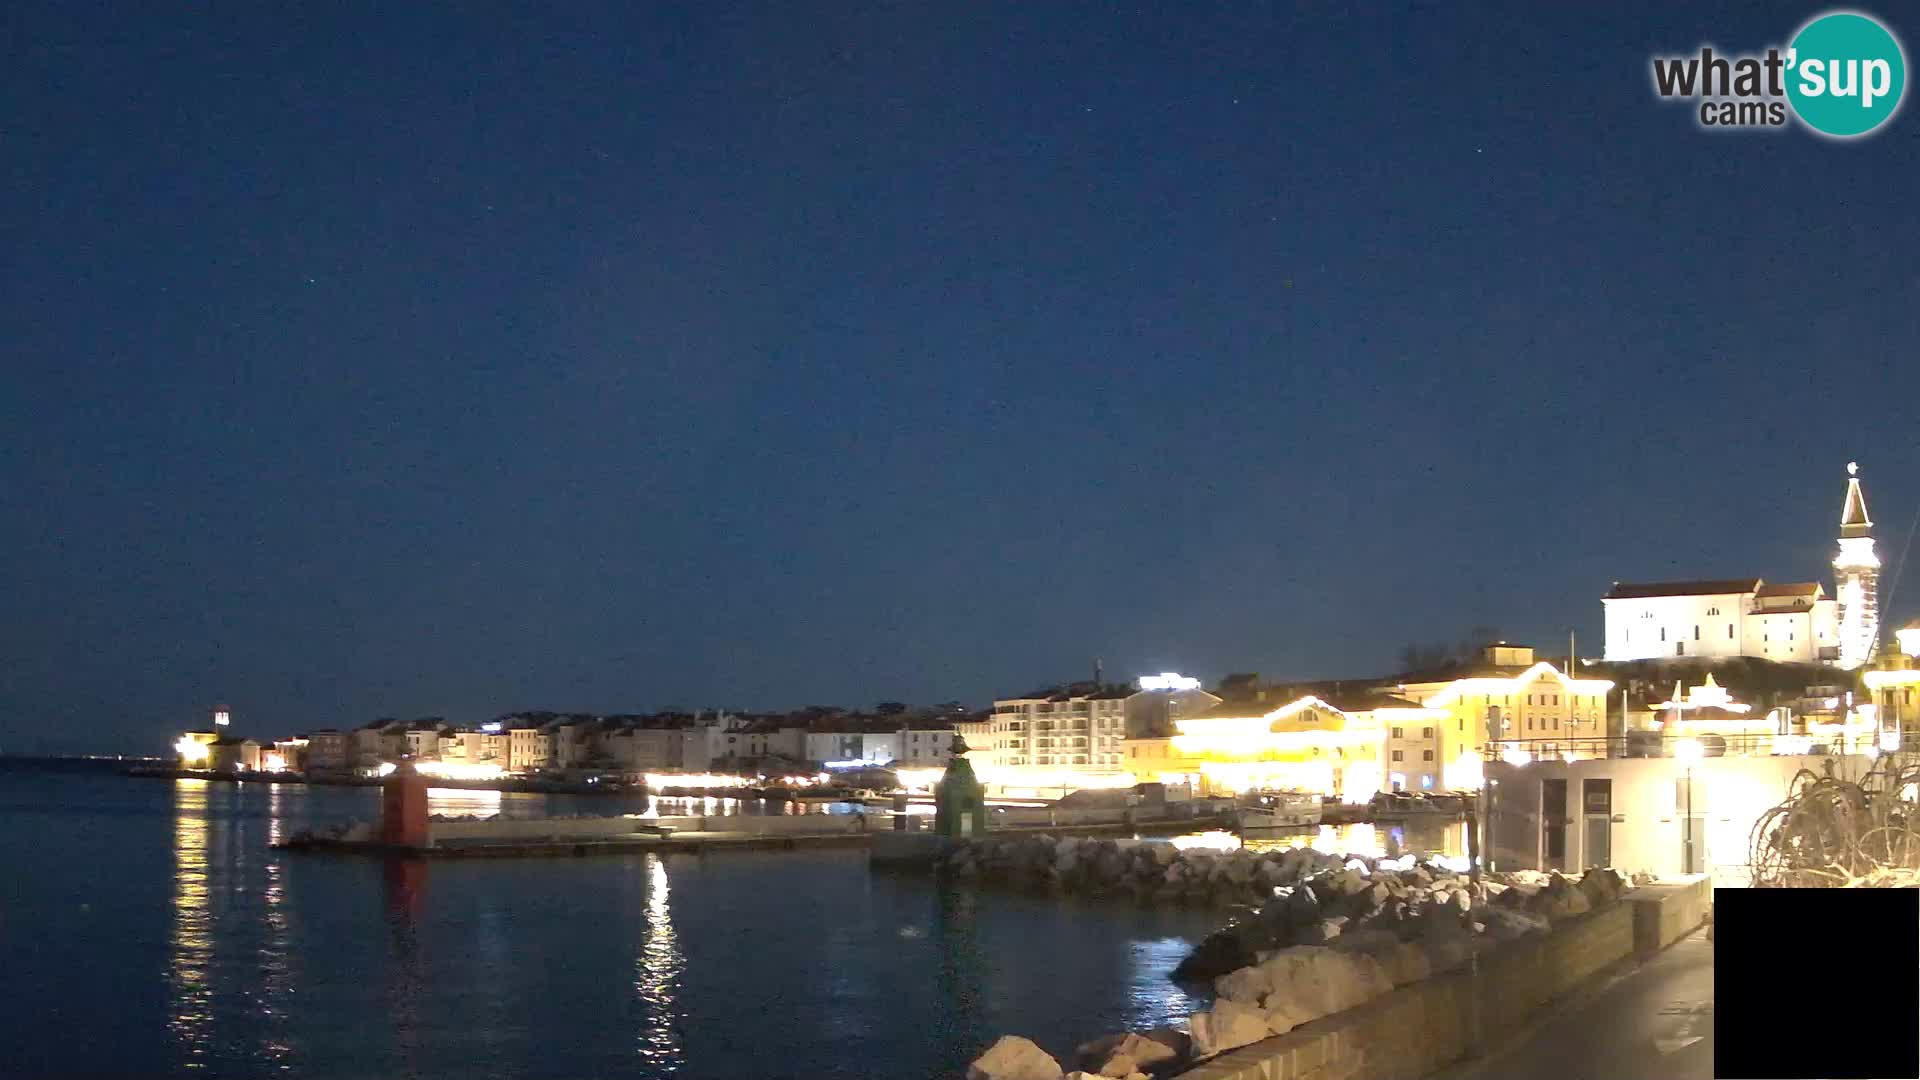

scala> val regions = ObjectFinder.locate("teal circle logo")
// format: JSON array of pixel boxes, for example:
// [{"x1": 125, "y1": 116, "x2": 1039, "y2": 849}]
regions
[{"x1": 1787, "y1": 11, "x2": 1907, "y2": 137}]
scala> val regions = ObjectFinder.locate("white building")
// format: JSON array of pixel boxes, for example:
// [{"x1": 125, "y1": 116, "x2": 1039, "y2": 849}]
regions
[
  {"x1": 896, "y1": 727, "x2": 956, "y2": 766},
  {"x1": 1601, "y1": 464, "x2": 1877, "y2": 667},
  {"x1": 1602, "y1": 578, "x2": 1838, "y2": 663},
  {"x1": 804, "y1": 729, "x2": 899, "y2": 766},
  {"x1": 981, "y1": 683, "x2": 1132, "y2": 781},
  {"x1": 1123, "y1": 673, "x2": 1222, "y2": 740},
  {"x1": 1486, "y1": 752, "x2": 1871, "y2": 887}
]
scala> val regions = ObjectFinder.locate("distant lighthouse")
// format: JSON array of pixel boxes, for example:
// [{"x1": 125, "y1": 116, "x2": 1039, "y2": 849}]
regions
[{"x1": 1834, "y1": 461, "x2": 1880, "y2": 670}]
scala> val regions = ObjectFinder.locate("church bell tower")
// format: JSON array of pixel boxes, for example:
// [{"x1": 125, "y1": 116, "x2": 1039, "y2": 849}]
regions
[{"x1": 1834, "y1": 461, "x2": 1880, "y2": 670}]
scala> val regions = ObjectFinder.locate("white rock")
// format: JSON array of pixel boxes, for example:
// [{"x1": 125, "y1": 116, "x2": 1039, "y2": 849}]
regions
[
  {"x1": 1189, "y1": 999, "x2": 1269, "y2": 1057},
  {"x1": 968, "y1": 1035, "x2": 1064, "y2": 1080},
  {"x1": 1088, "y1": 1033, "x2": 1179, "y2": 1075},
  {"x1": 1255, "y1": 946, "x2": 1392, "y2": 1024},
  {"x1": 1213, "y1": 964, "x2": 1269, "y2": 1004},
  {"x1": 1327, "y1": 868, "x2": 1368, "y2": 895}
]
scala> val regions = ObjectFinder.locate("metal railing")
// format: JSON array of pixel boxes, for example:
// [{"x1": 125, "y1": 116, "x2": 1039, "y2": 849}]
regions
[{"x1": 1482, "y1": 731, "x2": 1890, "y2": 759}]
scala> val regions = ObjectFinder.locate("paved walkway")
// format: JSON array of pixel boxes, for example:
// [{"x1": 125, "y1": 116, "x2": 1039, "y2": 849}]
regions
[{"x1": 1433, "y1": 931, "x2": 1714, "y2": 1080}]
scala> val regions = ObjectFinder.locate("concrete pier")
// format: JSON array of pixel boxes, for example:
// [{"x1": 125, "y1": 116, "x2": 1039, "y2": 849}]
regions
[{"x1": 277, "y1": 811, "x2": 1233, "y2": 860}]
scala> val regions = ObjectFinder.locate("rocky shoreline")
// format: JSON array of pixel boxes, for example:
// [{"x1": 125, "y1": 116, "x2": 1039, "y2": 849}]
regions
[{"x1": 954, "y1": 834, "x2": 1639, "y2": 1080}]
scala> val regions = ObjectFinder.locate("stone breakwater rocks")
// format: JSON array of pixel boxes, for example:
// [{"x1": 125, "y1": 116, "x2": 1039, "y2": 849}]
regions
[
  {"x1": 939, "y1": 835, "x2": 1350, "y2": 910},
  {"x1": 964, "y1": 856, "x2": 1629, "y2": 1078},
  {"x1": 967, "y1": 1035, "x2": 1066, "y2": 1080},
  {"x1": 1173, "y1": 859, "x2": 1624, "y2": 981}
]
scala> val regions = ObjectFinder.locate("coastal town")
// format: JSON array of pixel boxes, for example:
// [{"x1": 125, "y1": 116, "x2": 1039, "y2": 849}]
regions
[{"x1": 165, "y1": 464, "x2": 1919, "y2": 889}]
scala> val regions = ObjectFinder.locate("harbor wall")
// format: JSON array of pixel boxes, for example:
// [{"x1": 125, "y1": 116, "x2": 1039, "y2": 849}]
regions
[
  {"x1": 428, "y1": 813, "x2": 871, "y2": 844},
  {"x1": 1174, "y1": 877, "x2": 1710, "y2": 1080}
]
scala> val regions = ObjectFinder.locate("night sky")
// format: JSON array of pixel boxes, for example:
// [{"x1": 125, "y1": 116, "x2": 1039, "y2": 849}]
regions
[{"x1": 5, "y1": 2, "x2": 1918, "y2": 752}]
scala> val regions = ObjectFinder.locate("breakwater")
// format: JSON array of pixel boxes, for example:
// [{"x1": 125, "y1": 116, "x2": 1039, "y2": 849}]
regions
[{"x1": 954, "y1": 835, "x2": 1694, "y2": 1080}]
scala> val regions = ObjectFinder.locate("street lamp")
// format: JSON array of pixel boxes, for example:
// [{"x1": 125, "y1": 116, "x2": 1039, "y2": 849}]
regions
[{"x1": 1675, "y1": 737, "x2": 1703, "y2": 874}]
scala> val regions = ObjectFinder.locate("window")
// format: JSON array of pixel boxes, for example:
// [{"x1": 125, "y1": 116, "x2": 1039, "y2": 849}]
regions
[
  {"x1": 1707, "y1": 607, "x2": 1721, "y2": 616},
  {"x1": 1693, "y1": 625, "x2": 1700, "y2": 641},
  {"x1": 1392, "y1": 750, "x2": 1403, "y2": 761},
  {"x1": 1422, "y1": 750, "x2": 1434, "y2": 761},
  {"x1": 1528, "y1": 718, "x2": 1535, "y2": 730},
  {"x1": 1660, "y1": 627, "x2": 1667, "y2": 641},
  {"x1": 1553, "y1": 718, "x2": 1560, "y2": 729},
  {"x1": 1423, "y1": 727, "x2": 1433, "y2": 739},
  {"x1": 1728, "y1": 625, "x2": 1735, "y2": 639},
  {"x1": 1392, "y1": 726, "x2": 1404, "y2": 738}
]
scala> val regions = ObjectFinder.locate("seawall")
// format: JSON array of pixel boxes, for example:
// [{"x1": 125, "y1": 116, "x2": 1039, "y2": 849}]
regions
[{"x1": 1173, "y1": 876, "x2": 1711, "y2": 1080}]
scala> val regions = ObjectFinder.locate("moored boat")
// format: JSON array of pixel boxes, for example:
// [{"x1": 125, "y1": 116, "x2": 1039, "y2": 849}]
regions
[{"x1": 1233, "y1": 791, "x2": 1324, "y2": 830}]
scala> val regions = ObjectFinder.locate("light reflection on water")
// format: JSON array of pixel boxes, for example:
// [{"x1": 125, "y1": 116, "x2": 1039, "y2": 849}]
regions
[
  {"x1": 258, "y1": 785, "x2": 294, "y2": 1070},
  {"x1": 1126, "y1": 937, "x2": 1205, "y2": 1029},
  {"x1": 634, "y1": 854, "x2": 683, "y2": 1066},
  {"x1": 13, "y1": 767, "x2": 1227, "y2": 1078},
  {"x1": 168, "y1": 779, "x2": 213, "y2": 1068}
]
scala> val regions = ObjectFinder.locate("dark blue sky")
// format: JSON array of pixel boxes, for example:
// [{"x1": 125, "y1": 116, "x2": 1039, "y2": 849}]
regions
[{"x1": 5, "y1": 2, "x2": 1918, "y2": 752}]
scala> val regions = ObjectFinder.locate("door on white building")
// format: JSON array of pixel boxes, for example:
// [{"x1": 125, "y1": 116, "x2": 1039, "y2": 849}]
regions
[
  {"x1": 1582, "y1": 779, "x2": 1612, "y2": 869},
  {"x1": 1541, "y1": 778, "x2": 1567, "y2": 871}
]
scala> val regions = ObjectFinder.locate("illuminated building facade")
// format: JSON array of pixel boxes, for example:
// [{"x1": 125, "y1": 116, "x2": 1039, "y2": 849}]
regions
[
  {"x1": 1147, "y1": 691, "x2": 1406, "y2": 802},
  {"x1": 1602, "y1": 579, "x2": 1838, "y2": 663},
  {"x1": 175, "y1": 730, "x2": 219, "y2": 767},
  {"x1": 207, "y1": 736, "x2": 262, "y2": 773},
  {"x1": 1396, "y1": 644, "x2": 1614, "y2": 777},
  {"x1": 1486, "y1": 751, "x2": 1872, "y2": 886},
  {"x1": 1599, "y1": 463, "x2": 1878, "y2": 668},
  {"x1": 1834, "y1": 461, "x2": 1880, "y2": 670},
  {"x1": 507, "y1": 726, "x2": 551, "y2": 771},
  {"x1": 980, "y1": 683, "x2": 1132, "y2": 779},
  {"x1": 1861, "y1": 619, "x2": 1920, "y2": 754}
]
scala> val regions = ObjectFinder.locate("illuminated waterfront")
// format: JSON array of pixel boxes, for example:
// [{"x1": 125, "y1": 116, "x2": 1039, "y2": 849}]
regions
[{"x1": 0, "y1": 761, "x2": 1219, "y2": 1078}]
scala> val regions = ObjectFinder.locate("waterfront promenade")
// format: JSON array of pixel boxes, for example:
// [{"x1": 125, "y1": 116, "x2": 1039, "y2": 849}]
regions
[{"x1": 1430, "y1": 931, "x2": 1713, "y2": 1080}]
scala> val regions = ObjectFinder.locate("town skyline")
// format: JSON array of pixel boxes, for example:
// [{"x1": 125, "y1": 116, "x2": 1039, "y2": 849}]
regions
[
  {"x1": 6, "y1": 4, "x2": 1919, "y2": 754},
  {"x1": 15, "y1": 459, "x2": 1917, "y2": 756}
]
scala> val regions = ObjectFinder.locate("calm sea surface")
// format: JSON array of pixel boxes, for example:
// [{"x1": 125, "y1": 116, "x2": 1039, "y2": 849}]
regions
[{"x1": 0, "y1": 760, "x2": 1226, "y2": 1079}]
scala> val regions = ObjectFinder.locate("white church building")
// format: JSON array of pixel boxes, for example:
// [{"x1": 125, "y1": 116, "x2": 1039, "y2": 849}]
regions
[{"x1": 1602, "y1": 464, "x2": 1878, "y2": 669}]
